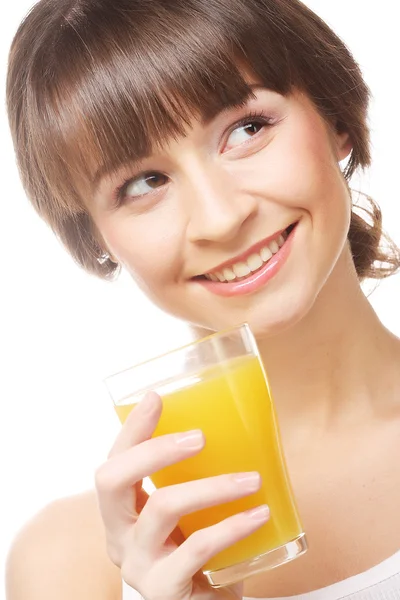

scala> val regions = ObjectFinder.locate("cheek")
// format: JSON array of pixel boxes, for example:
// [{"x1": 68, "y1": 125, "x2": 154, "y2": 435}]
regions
[
  {"x1": 98, "y1": 209, "x2": 185, "y2": 284},
  {"x1": 236, "y1": 117, "x2": 350, "y2": 223}
]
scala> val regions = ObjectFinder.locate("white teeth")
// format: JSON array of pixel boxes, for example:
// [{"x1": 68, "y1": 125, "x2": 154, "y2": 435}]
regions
[
  {"x1": 204, "y1": 229, "x2": 289, "y2": 283},
  {"x1": 223, "y1": 268, "x2": 236, "y2": 281},
  {"x1": 260, "y1": 246, "x2": 273, "y2": 262},
  {"x1": 233, "y1": 262, "x2": 252, "y2": 278},
  {"x1": 269, "y1": 239, "x2": 279, "y2": 254},
  {"x1": 247, "y1": 253, "x2": 263, "y2": 272}
]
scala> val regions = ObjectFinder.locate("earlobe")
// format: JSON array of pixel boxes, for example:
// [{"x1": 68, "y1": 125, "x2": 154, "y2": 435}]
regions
[
  {"x1": 97, "y1": 251, "x2": 118, "y2": 266},
  {"x1": 95, "y1": 229, "x2": 119, "y2": 264}
]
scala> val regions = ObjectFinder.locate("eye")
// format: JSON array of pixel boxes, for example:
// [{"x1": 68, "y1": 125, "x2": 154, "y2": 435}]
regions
[
  {"x1": 116, "y1": 171, "x2": 169, "y2": 204},
  {"x1": 225, "y1": 111, "x2": 273, "y2": 151},
  {"x1": 124, "y1": 172, "x2": 168, "y2": 197}
]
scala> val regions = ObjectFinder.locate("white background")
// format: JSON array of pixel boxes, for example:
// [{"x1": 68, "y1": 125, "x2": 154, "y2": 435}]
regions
[{"x1": 1, "y1": 1, "x2": 399, "y2": 597}]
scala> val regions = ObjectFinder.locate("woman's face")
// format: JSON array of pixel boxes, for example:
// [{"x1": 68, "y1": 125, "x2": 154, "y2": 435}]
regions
[{"x1": 88, "y1": 85, "x2": 352, "y2": 337}]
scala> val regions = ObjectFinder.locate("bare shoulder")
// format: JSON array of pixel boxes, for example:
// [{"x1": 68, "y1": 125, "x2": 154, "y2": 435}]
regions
[{"x1": 6, "y1": 490, "x2": 121, "y2": 600}]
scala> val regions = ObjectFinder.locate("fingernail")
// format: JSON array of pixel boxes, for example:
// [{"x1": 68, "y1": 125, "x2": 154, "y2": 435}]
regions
[
  {"x1": 175, "y1": 429, "x2": 205, "y2": 449},
  {"x1": 233, "y1": 472, "x2": 261, "y2": 492},
  {"x1": 138, "y1": 392, "x2": 159, "y2": 414},
  {"x1": 245, "y1": 505, "x2": 270, "y2": 522}
]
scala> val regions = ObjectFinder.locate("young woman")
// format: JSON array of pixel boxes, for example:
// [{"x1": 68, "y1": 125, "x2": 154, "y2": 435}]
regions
[{"x1": 5, "y1": 1, "x2": 400, "y2": 599}]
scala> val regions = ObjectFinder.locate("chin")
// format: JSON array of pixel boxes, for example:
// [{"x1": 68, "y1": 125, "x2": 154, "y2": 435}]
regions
[
  {"x1": 247, "y1": 304, "x2": 310, "y2": 340},
  {"x1": 161, "y1": 248, "x2": 340, "y2": 342},
  {"x1": 207, "y1": 278, "x2": 320, "y2": 341},
  {"x1": 184, "y1": 294, "x2": 313, "y2": 342}
]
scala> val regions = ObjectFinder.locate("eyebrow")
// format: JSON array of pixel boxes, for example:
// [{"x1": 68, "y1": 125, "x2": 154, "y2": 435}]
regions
[{"x1": 91, "y1": 83, "x2": 263, "y2": 194}]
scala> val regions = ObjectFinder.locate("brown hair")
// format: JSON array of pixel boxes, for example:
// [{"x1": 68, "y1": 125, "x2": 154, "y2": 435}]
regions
[{"x1": 6, "y1": 0, "x2": 400, "y2": 281}]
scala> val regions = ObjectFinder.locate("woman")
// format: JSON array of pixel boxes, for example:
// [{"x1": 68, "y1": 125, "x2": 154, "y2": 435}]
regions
[{"x1": 5, "y1": 0, "x2": 400, "y2": 599}]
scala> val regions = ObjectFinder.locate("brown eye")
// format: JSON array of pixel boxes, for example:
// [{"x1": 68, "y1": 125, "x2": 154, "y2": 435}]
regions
[
  {"x1": 226, "y1": 118, "x2": 268, "y2": 150},
  {"x1": 244, "y1": 122, "x2": 264, "y2": 135},
  {"x1": 124, "y1": 172, "x2": 169, "y2": 198}
]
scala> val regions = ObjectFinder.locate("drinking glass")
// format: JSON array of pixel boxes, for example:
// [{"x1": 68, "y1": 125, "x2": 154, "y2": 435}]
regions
[{"x1": 105, "y1": 323, "x2": 307, "y2": 587}]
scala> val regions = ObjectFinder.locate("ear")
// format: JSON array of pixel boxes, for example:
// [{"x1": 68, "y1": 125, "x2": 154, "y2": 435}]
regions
[
  {"x1": 333, "y1": 124, "x2": 353, "y2": 162},
  {"x1": 103, "y1": 249, "x2": 119, "y2": 264},
  {"x1": 92, "y1": 224, "x2": 119, "y2": 263}
]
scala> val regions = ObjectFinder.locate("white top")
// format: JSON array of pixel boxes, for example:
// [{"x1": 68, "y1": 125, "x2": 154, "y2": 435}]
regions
[{"x1": 122, "y1": 549, "x2": 400, "y2": 599}]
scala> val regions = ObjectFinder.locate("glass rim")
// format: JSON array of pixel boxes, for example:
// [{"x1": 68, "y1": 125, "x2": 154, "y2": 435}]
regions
[{"x1": 103, "y1": 321, "x2": 252, "y2": 386}]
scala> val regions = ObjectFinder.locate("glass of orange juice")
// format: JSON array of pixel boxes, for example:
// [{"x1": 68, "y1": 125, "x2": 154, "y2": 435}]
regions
[{"x1": 105, "y1": 323, "x2": 307, "y2": 587}]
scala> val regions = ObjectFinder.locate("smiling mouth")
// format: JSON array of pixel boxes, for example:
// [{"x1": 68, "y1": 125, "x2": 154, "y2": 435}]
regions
[{"x1": 194, "y1": 222, "x2": 297, "y2": 284}]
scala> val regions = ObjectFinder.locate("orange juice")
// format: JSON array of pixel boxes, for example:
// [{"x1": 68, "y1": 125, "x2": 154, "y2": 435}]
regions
[{"x1": 115, "y1": 355, "x2": 302, "y2": 573}]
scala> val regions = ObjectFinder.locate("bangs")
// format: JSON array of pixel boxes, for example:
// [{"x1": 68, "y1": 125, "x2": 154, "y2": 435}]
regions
[
  {"x1": 8, "y1": 0, "x2": 375, "y2": 279},
  {"x1": 32, "y1": 0, "x2": 293, "y2": 210}
]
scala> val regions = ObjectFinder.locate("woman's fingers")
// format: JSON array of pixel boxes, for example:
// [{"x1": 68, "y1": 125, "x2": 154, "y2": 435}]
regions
[
  {"x1": 108, "y1": 391, "x2": 163, "y2": 457},
  {"x1": 99, "y1": 430, "x2": 206, "y2": 496},
  {"x1": 95, "y1": 429, "x2": 205, "y2": 533},
  {"x1": 135, "y1": 472, "x2": 262, "y2": 553},
  {"x1": 99, "y1": 392, "x2": 162, "y2": 540},
  {"x1": 97, "y1": 391, "x2": 270, "y2": 597},
  {"x1": 161, "y1": 505, "x2": 270, "y2": 585}
]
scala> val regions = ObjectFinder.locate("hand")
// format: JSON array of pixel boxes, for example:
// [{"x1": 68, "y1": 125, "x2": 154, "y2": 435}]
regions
[{"x1": 95, "y1": 392, "x2": 270, "y2": 600}]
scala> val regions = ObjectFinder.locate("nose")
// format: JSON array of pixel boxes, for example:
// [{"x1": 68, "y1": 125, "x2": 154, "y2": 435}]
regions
[{"x1": 185, "y1": 163, "x2": 258, "y2": 244}]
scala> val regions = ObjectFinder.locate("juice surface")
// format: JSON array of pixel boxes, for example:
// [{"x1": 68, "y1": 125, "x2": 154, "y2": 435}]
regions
[{"x1": 115, "y1": 355, "x2": 302, "y2": 573}]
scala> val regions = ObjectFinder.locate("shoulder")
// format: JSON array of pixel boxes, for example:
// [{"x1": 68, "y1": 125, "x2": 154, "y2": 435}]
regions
[{"x1": 6, "y1": 491, "x2": 121, "y2": 600}]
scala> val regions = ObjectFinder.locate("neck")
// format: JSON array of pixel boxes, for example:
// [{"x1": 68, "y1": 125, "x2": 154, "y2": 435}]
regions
[{"x1": 257, "y1": 247, "x2": 399, "y2": 442}]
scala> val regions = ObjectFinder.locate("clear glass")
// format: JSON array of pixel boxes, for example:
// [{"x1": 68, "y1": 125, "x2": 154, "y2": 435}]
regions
[{"x1": 105, "y1": 323, "x2": 307, "y2": 587}]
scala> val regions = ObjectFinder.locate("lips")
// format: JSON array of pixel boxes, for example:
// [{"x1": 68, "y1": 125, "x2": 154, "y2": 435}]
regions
[
  {"x1": 193, "y1": 221, "x2": 299, "y2": 297},
  {"x1": 194, "y1": 222, "x2": 297, "y2": 284}
]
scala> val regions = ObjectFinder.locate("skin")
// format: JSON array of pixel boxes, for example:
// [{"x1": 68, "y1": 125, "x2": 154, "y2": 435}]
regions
[
  {"x1": 6, "y1": 83, "x2": 400, "y2": 599},
  {"x1": 91, "y1": 86, "x2": 352, "y2": 338},
  {"x1": 90, "y1": 83, "x2": 400, "y2": 595}
]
